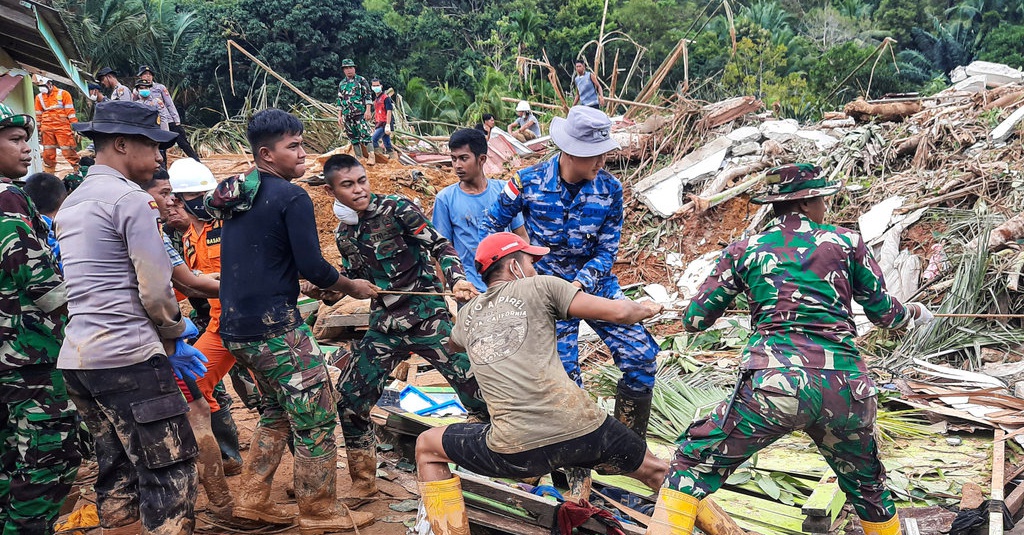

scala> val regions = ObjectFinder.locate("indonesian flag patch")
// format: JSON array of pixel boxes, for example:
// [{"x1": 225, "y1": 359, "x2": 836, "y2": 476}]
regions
[{"x1": 502, "y1": 176, "x2": 521, "y2": 200}]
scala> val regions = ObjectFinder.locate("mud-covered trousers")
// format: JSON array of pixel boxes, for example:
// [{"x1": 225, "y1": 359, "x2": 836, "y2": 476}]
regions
[
  {"x1": 63, "y1": 356, "x2": 199, "y2": 534},
  {"x1": 557, "y1": 275, "x2": 658, "y2": 395},
  {"x1": 0, "y1": 366, "x2": 80, "y2": 535},
  {"x1": 336, "y1": 309, "x2": 486, "y2": 450},
  {"x1": 667, "y1": 367, "x2": 896, "y2": 522},
  {"x1": 224, "y1": 324, "x2": 338, "y2": 458}
]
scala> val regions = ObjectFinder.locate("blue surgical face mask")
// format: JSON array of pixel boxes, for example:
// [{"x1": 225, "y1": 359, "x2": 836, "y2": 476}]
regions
[
  {"x1": 372, "y1": 85, "x2": 382, "y2": 94},
  {"x1": 139, "y1": 89, "x2": 151, "y2": 98}
]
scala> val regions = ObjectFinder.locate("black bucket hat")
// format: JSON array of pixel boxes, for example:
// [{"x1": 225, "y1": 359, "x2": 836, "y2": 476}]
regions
[
  {"x1": 137, "y1": 65, "x2": 154, "y2": 76},
  {"x1": 73, "y1": 101, "x2": 178, "y2": 148},
  {"x1": 95, "y1": 67, "x2": 116, "y2": 81}
]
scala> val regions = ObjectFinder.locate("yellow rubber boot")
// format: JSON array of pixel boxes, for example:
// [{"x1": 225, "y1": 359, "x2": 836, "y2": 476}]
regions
[
  {"x1": 645, "y1": 488, "x2": 699, "y2": 535},
  {"x1": 861, "y1": 514, "x2": 902, "y2": 535},
  {"x1": 418, "y1": 476, "x2": 470, "y2": 535}
]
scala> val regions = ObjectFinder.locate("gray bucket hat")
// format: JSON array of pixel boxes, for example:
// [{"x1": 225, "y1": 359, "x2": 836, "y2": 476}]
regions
[{"x1": 550, "y1": 106, "x2": 620, "y2": 157}]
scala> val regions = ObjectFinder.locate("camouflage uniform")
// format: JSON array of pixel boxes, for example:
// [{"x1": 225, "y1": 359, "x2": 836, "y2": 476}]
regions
[
  {"x1": 224, "y1": 324, "x2": 338, "y2": 457},
  {"x1": 670, "y1": 210, "x2": 910, "y2": 522},
  {"x1": 482, "y1": 154, "x2": 659, "y2": 396},
  {"x1": 0, "y1": 180, "x2": 80, "y2": 535},
  {"x1": 334, "y1": 194, "x2": 485, "y2": 450},
  {"x1": 337, "y1": 75, "x2": 373, "y2": 146}
]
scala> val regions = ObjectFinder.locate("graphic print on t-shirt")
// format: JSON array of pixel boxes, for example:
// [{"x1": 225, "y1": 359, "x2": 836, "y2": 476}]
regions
[{"x1": 465, "y1": 295, "x2": 528, "y2": 365}]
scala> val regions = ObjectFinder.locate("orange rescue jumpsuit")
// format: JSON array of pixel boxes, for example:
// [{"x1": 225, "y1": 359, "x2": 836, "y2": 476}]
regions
[
  {"x1": 182, "y1": 220, "x2": 238, "y2": 411},
  {"x1": 34, "y1": 87, "x2": 80, "y2": 171}
]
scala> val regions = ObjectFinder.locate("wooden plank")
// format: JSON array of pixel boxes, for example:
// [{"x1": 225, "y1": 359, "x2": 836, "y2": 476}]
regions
[
  {"x1": 458, "y1": 471, "x2": 644, "y2": 534},
  {"x1": 466, "y1": 507, "x2": 548, "y2": 535},
  {"x1": 320, "y1": 313, "x2": 370, "y2": 328},
  {"x1": 991, "y1": 429, "x2": 1006, "y2": 535},
  {"x1": 801, "y1": 471, "x2": 845, "y2": 519}
]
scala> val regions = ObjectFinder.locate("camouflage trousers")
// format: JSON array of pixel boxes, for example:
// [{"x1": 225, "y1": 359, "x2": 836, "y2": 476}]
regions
[
  {"x1": 667, "y1": 367, "x2": 896, "y2": 522},
  {"x1": 336, "y1": 309, "x2": 486, "y2": 450},
  {"x1": 557, "y1": 276, "x2": 658, "y2": 395},
  {"x1": 343, "y1": 113, "x2": 372, "y2": 145},
  {"x1": 64, "y1": 357, "x2": 199, "y2": 534},
  {"x1": 225, "y1": 324, "x2": 338, "y2": 458},
  {"x1": 0, "y1": 366, "x2": 81, "y2": 535}
]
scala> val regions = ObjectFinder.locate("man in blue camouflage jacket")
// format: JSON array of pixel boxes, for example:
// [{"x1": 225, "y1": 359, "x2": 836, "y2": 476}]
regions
[{"x1": 481, "y1": 106, "x2": 659, "y2": 444}]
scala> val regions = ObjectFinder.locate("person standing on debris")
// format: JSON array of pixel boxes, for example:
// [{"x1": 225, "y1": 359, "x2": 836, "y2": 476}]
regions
[
  {"x1": 508, "y1": 100, "x2": 541, "y2": 142},
  {"x1": 648, "y1": 163, "x2": 935, "y2": 535},
  {"x1": 306, "y1": 153, "x2": 486, "y2": 510},
  {"x1": 483, "y1": 105, "x2": 659, "y2": 440},
  {"x1": 413, "y1": 232, "x2": 668, "y2": 534},
  {"x1": 56, "y1": 100, "x2": 206, "y2": 534},
  {"x1": 0, "y1": 102, "x2": 81, "y2": 535},
  {"x1": 370, "y1": 77, "x2": 395, "y2": 155},
  {"x1": 216, "y1": 108, "x2": 377, "y2": 533},
  {"x1": 34, "y1": 77, "x2": 80, "y2": 175},
  {"x1": 95, "y1": 67, "x2": 131, "y2": 102},
  {"x1": 336, "y1": 59, "x2": 375, "y2": 165},
  {"x1": 571, "y1": 60, "x2": 605, "y2": 109},
  {"x1": 137, "y1": 65, "x2": 202, "y2": 162},
  {"x1": 433, "y1": 128, "x2": 527, "y2": 292}
]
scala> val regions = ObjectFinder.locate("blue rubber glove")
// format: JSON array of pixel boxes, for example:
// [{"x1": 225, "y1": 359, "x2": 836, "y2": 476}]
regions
[
  {"x1": 169, "y1": 318, "x2": 207, "y2": 380},
  {"x1": 180, "y1": 317, "x2": 200, "y2": 341},
  {"x1": 170, "y1": 339, "x2": 208, "y2": 380}
]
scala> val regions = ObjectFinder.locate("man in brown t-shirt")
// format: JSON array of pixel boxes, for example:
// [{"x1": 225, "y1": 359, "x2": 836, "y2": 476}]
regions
[{"x1": 414, "y1": 232, "x2": 668, "y2": 534}]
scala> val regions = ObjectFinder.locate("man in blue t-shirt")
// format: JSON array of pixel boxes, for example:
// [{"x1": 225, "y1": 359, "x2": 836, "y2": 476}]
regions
[{"x1": 432, "y1": 128, "x2": 526, "y2": 291}]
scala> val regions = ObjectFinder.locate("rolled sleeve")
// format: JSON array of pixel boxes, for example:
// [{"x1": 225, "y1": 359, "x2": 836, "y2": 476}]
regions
[{"x1": 34, "y1": 280, "x2": 67, "y2": 314}]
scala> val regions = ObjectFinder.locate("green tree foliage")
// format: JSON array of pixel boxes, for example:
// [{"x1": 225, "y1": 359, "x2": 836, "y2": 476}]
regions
[{"x1": 978, "y1": 24, "x2": 1024, "y2": 69}]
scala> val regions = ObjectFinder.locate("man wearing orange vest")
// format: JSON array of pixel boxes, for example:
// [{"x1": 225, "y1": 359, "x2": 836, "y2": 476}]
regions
[{"x1": 33, "y1": 77, "x2": 79, "y2": 174}]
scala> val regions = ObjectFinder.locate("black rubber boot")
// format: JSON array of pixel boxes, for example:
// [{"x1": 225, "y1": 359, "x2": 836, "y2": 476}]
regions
[
  {"x1": 210, "y1": 385, "x2": 243, "y2": 474},
  {"x1": 613, "y1": 379, "x2": 653, "y2": 439}
]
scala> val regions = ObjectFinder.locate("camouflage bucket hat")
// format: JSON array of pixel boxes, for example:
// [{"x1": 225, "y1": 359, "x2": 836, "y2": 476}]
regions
[
  {"x1": 0, "y1": 102, "x2": 35, "y2": 137},
  {"x1": 341, "y1": 58, "x2": 356, "y2": 67},
  {"x1": 750, "y1": 163, "x2": 840, "y2": 204}
]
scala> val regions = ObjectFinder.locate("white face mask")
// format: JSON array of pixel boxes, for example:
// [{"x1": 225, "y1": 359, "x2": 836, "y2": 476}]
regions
[
  {"x1": 88, "y1": 94, "x2": 98, "y2": 102},
  {"x1": 333, "y1": 200, "x2": 359, "y2": 225},
  {"x1": 39, "y1": 86, "x2": 50, "y2": 95},
  {"x1": 510, "y1": 258, "x2": 527, "y2": 280}
]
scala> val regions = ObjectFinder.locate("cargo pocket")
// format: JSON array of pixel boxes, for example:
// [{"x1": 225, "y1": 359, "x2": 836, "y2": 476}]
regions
[
  {"x1": 130, "y1": 393, "x2": 198, "y2": 469},
  {"x1": 23, "y1": 398, "x2": 79, "y2": 467},
  {"x1": 374, "y1": 237, "x2": 410, "y2": 278},
  {"x1": 751, "y1": 369, "x2": 803, "y2": 423},
  {"x1": 278, "y1": 364, "x2": 334, "y2": 432}
]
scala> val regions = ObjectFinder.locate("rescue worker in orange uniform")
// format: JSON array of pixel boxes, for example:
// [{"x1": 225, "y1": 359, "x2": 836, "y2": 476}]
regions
[{"x1": 33, "y1": 77, "x2": 79, "y2": 174}]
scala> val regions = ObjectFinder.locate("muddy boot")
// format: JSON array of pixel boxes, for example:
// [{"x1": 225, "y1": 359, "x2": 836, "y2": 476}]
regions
[
  {"x1": 417, "y1": 476, "x2": 470, "y2": 535},
  {"x1": 210, "y1": 401, "x2": 243, "y2": 475},
  {"x1": 645, "y1": 488, "x2": 698, "y2": 535},
  {"x1": 101, "y1": 520, "x2": 142, "y2": 534},
  {"x1": 361, "y1": 144, "x2": 375, "y2": 166},
  {"x1": 344, "y1": 448, "x2": 378, "y2": 508},
  {"x1": 43, "y1": 164, "x2": 57, "y2": 174},
  {"x1": 234, "y1": 426, "x2": 295, "y2": 525},
  {"x1": 294, "y1": 450, "x2": 375, "y2": 534},
  {"x1": 564, "y1": 467, "x2": 592, "y2": 503},
  {"x1": 613, "y1": 379, "x2": 653, "y2": 439}
]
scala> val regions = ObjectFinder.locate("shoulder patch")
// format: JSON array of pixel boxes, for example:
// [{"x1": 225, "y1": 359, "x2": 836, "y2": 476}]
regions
[{"x1": 148, "y1": 200, "x2": 159, "y2": 210}]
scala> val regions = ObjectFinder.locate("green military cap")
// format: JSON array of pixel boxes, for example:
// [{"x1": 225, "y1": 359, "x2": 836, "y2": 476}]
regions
[
  {"x1": 0, "y1": 102, "x2": 35, "y2": 136},
  {"x1": 341, "y1": 58, "x2": 357, "y2": 67},
  {"x1": 751, "y1": 163, "x2": 841, "y2": 204}
]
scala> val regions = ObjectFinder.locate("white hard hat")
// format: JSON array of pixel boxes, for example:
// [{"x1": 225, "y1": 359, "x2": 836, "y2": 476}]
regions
[
  {"x1": 34, "y1": 75, "x2": 51, "y2": 86},
  {"x1": 168, "y1": 159, "x2": 217, "y2": 193},
  {"x1": 516, "y1": 100, "x2": 531, "y2": 112}
]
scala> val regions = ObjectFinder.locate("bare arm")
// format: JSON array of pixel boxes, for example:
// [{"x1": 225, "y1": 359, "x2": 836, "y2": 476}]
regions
[
  {"x1": 171, "y1": 265, "x2": 219, "y2": 298},
  {"x1": 512, "y1": 224, "x2": 528, "y2": 240},
  {"x1": 567, "y1": 292, "x2": 662, "y2": 324}
]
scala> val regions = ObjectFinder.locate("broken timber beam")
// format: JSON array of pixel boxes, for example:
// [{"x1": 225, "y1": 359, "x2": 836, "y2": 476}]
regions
[
  {"x1": 992, "y1": 429, "x2": 1006, "y2": 535},
  {"x1": 801, "y1": 470, "x2": 845, "y2": 534},
  {"x1": 697, "y1": 96, "x2": 763, "y2": 130}
]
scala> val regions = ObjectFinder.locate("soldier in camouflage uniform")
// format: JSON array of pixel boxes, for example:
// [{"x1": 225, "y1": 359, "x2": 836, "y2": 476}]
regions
[
  {"x1": 482, "y1": 106, "x2": 659, "y2": 440},
  {"x1": 309, "y1": 154, "x2": 483, "y2": 507},
  {"x1": 0, "y1": 103, "x2": 81, "y2": 535},
  {"x1": 646, "y1": 164, "x2": 934, "y2": 535},
  {"x1": 336, "y1": 59, "x2": 375, "y2": 164}
]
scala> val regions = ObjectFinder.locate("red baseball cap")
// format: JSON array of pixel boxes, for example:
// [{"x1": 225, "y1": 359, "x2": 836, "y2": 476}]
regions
[{"x1": 475, "y1": 232, "x2": 549, "y2": 275}]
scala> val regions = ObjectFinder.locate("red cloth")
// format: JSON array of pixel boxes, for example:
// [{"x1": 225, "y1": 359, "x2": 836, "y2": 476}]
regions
[{"x1": 554, "y1": 499, "x2": 625, "y2": 535}]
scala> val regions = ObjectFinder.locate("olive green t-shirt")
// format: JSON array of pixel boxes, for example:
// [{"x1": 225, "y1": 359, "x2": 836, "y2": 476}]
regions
[{"x1": 451, "y1": 275, "x2": 609, "y2": 454}]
